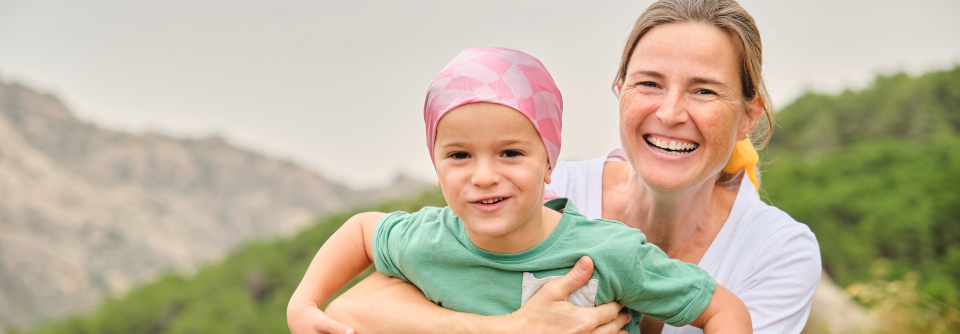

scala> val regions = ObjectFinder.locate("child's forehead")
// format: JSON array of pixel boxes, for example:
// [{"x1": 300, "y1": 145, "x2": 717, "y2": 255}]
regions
[
  {"x1": 435, "y1": 104, "x2": 544, "y2": 145},
  {"x1": 438, "y1": 103, "x2": 539, "y2": 132}
]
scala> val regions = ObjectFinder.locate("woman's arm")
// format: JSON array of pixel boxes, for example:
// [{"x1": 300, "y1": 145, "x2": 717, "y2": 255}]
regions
[{"x1": 325, "y1": 256, "x2": 632, "y2": 334}]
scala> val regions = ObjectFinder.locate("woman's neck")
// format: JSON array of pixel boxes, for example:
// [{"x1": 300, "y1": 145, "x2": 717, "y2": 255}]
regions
[{"x1": 602, "y1": 161, "x2": 735, "y2": 263}]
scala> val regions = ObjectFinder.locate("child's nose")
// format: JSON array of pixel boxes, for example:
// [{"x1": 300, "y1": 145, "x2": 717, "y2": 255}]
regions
[{"x1": 471, "y1": 159, "x2": 500, "y2": 187}]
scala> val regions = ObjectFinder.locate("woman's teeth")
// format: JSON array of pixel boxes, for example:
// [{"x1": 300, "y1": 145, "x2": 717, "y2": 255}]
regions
[
  {"x1": 646, "y1": 136, "x2": 699, "y2": 155},
  {"x1": 478, "y1": 197, "x2": 504, "y2": 204}
]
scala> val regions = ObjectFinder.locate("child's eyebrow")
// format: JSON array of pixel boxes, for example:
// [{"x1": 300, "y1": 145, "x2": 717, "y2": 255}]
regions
[
  {"x1": 495, "y1": 139, "x2": 530, "y2": 146},
  {"x1": 440, "y1": 139, "x2": 532, "y2": 149},
  {"x1": 440, "y1": 141, "x2": 468, "y2": 149}
]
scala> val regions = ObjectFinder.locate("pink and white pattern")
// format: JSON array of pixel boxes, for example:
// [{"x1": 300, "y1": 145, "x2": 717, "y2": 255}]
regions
[{"x1": 424, "y1": 47, "x2": 563, "y2": 169}]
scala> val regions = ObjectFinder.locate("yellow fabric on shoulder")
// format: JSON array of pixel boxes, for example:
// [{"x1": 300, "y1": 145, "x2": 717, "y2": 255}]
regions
[{"x1": 722, "y1": 138, "x2": 759, "y2": 191}]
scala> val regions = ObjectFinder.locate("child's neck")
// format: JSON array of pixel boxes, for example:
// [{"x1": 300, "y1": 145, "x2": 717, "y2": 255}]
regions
[{"x1": 465, "y1": 206, "x2": 564, "y2": 254}]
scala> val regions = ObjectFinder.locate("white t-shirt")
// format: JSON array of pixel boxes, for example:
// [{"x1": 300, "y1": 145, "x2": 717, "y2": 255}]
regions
[{"x1": 546, "y1": 149, "x2": 822, "y2": 334}]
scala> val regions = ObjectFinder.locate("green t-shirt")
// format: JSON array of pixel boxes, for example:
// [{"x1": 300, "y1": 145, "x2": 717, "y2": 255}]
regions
[{"x1": 372, "y1": 198, "x2": 716, "y2": 333}]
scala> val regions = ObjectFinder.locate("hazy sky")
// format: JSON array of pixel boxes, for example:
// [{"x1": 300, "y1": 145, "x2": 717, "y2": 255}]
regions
[{"x1": 1, "y1": 0, "x2": 958, "y2": 188}]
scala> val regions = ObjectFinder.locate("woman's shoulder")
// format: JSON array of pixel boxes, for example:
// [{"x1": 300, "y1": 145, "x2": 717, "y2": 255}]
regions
[
  {"x1": 705, "y1": 175, "x2": 821, "y2": 291},
  {"x1": 725, "y1": 184, "x2": 819, "y2": 262},
  {"x1": 735, "y1": 190, "x2": 818, "y2": 254}
]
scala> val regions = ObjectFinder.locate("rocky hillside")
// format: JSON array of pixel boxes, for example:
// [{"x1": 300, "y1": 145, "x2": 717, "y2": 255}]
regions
[{"x1": 0, "y1": 78, "x2": 423, "y2": 330}]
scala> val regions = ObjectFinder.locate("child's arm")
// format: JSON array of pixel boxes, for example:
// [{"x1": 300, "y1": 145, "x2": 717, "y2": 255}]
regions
[
  {"x1": 287, "y1": 212, "x2": 384, "y2": 334},
  {"x1": 689, "y1": 284, "x2": 752, "y2": 334}
]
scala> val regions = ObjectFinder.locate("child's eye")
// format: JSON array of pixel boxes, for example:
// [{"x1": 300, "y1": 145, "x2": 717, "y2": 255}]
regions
[
  {"x1": 448, "y1": 152, "x2": 470, "y2": 160},
  {"x1": 501, "y1": 150, "x2": 523, "y2": 158}
]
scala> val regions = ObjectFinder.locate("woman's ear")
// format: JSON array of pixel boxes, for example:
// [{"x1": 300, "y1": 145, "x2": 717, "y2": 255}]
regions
[
  {"x1": 739, "y1": 96, "x2": 763, "y2": 141},
  {"x1": 544, "y1": 164, "x2": 553, "y2": 185}
]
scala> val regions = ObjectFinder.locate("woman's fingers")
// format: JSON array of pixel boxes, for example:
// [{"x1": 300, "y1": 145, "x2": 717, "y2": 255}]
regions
[
  {"x1": 591, "y1": 308, "x2": 631, "y2": 334},
  {"x1": 541, "y1": 256, "x2": 595, "y2": 298},
  {"x1": 317, "y1": 318, "x2": 355, "y2": 334},
  {"x1": 591, "y1": 301, "x2": 627, "y2": 327},
  {"x1": 306, "y1": 307, "x2": 355, "y2": 334}
]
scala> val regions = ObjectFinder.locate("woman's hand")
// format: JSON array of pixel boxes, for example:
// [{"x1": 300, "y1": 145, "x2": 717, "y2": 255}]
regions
[
  {"x1": 506, "y1": 256, "x2": 632, "y2": 334},
  {"x1": 287, "y1": 302, "x2": 355, "y2": 334}
]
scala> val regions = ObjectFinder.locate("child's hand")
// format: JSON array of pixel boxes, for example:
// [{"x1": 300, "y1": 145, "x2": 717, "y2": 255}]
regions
[{"x1": 288, "y1": 304, "x2": 356, "y2": 334}]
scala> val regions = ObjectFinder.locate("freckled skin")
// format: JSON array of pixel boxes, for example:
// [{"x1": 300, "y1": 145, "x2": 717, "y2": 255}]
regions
[
  {"x1": 618, "y1": 22, "x2": 759, "y2": 191},
  {"x1": 433, "y1": 103, "x2": 561, "y2": 254}
]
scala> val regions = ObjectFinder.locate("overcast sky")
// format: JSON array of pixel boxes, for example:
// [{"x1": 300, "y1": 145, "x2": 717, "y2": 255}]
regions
[{"x1": 1, "y1": 0, "x2": 958, "y2": 188}]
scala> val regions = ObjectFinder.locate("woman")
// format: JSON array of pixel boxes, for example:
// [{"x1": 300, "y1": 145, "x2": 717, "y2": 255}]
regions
[{"x1": 322, "y1": 0, "x2": 821, "y2": 333}]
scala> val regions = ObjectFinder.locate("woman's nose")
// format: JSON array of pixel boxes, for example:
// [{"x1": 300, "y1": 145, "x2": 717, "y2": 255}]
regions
[
  {"x1": 471, "y1": 158, "x2": 500, "y2": 187},
  {"x1": 655, "y1": 90, "x2": 690, "y2": 126}
]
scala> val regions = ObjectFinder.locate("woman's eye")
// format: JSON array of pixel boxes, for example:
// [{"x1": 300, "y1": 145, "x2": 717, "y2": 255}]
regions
[
  {"x1": 696, "y1": 89, "x2": 717, "y2": 95},
  {"x1": 639, "y1": 81, "x2": 658, "y2": 88},
  {"x1": 449, "y1": 152, "x2": 470, "y2": 160},
  {"x1": 501, "y1": 150, "x2": 523, "y2": 158}
]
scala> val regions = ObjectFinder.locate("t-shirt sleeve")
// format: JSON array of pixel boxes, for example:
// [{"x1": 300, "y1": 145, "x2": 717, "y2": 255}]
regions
[
  {"x1": 371, "y1": 211, "x2": 413, "y2": 283},
  {"x1": 619, "y1": 241, "x2": 717, "y2": 327}
]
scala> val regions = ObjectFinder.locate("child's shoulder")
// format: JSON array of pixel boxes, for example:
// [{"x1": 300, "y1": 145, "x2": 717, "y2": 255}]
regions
[
  {"x1": 382, "y1": 205, "x2": 450, "y2": 219},
  {"x1": 570, "y1": 215, "x2": 647, "y2": 243},
  {"x1": 377, "y1": 205, "x2": 459, "y2": 229}
]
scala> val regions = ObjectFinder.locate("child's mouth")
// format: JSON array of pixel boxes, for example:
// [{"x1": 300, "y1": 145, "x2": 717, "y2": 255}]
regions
[
  {"x1": 477, "y1": 197, "x2": 506, "y2": 205},
  {"x1": 644, "y1": 135, "x2": 699, "y2": 155},
  {"x1": 473, "y1": 197, "x2": 510, "y2": 211}
]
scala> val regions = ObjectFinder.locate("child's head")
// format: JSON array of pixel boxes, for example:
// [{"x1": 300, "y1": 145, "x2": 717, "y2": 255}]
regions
[{"x1": 423, "y1": 47, "x2": 563, "y2": 243}]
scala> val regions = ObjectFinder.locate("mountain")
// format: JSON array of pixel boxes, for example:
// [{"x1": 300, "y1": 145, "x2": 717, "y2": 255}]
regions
[
  {"x1": 21, "y1": 189, "x2": 447, "y2": 334},
  {"x1": 0, "y1": 78, "x2": 425, "y2": 330}
]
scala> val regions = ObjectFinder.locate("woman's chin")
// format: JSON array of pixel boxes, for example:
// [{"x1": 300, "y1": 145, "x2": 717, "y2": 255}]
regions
[{"x1": 636, "y1": 168, "x2": 707, "y2": 191}]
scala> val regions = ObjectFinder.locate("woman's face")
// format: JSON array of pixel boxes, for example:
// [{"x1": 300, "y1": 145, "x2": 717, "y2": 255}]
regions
[{"x1": 618, "y1": 22, "x2": 759, "y2": 191}]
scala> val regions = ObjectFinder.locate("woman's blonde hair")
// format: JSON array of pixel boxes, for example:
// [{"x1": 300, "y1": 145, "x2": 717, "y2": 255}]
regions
[{"x1": 613, "y1": 0, "x2": 774, "y2": 148}]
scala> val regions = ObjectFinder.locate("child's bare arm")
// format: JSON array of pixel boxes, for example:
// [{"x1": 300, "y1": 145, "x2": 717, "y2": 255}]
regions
[
  {"x1": 689, "y1": 284, "x2": 752, "y2": 334},
  {"x1": 287, "y1": 212, "x2": 384, "y2": 334}
]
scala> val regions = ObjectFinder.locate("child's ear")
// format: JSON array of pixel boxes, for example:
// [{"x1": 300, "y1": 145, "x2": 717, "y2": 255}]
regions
[{"x1": 544, "y1": 165, "x2": 553, "y2": 184}]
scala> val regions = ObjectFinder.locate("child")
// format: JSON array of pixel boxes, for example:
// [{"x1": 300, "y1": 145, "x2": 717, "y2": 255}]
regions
[{"x1": 288, "y1": 47, "x2": 751, "y2": 334}]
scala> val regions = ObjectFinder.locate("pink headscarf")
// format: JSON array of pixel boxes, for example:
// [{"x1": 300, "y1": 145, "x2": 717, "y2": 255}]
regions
[{"x1": 424, "y1": 47, "x2": 563, "y2": 169}]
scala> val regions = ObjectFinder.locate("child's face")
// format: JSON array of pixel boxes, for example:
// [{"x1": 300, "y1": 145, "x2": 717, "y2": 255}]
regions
[{"x1": 433, "y1": 103, "x2": 552, "y2": 251}]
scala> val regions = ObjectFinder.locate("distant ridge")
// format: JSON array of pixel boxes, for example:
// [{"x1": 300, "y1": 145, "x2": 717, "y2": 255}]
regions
[
  {"x1": 769, "y1": 66, "x2": 960, "y2": 155},
  {"x1": 0, "y1": 78, "x2": 425, "y2": 330}
]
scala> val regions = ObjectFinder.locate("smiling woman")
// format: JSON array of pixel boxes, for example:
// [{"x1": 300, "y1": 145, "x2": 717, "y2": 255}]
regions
[
  {"x1": 617, "y1": 21, "x2": 762, "y2": 192},
  {"x1": 554, "y1": 1, "x2": 819, "y2": 333}
]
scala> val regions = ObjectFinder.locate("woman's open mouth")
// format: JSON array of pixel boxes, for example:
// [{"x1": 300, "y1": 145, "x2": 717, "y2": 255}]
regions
[{"x1": 645, "y1": 135, "x2": 699, "y2": 156}]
